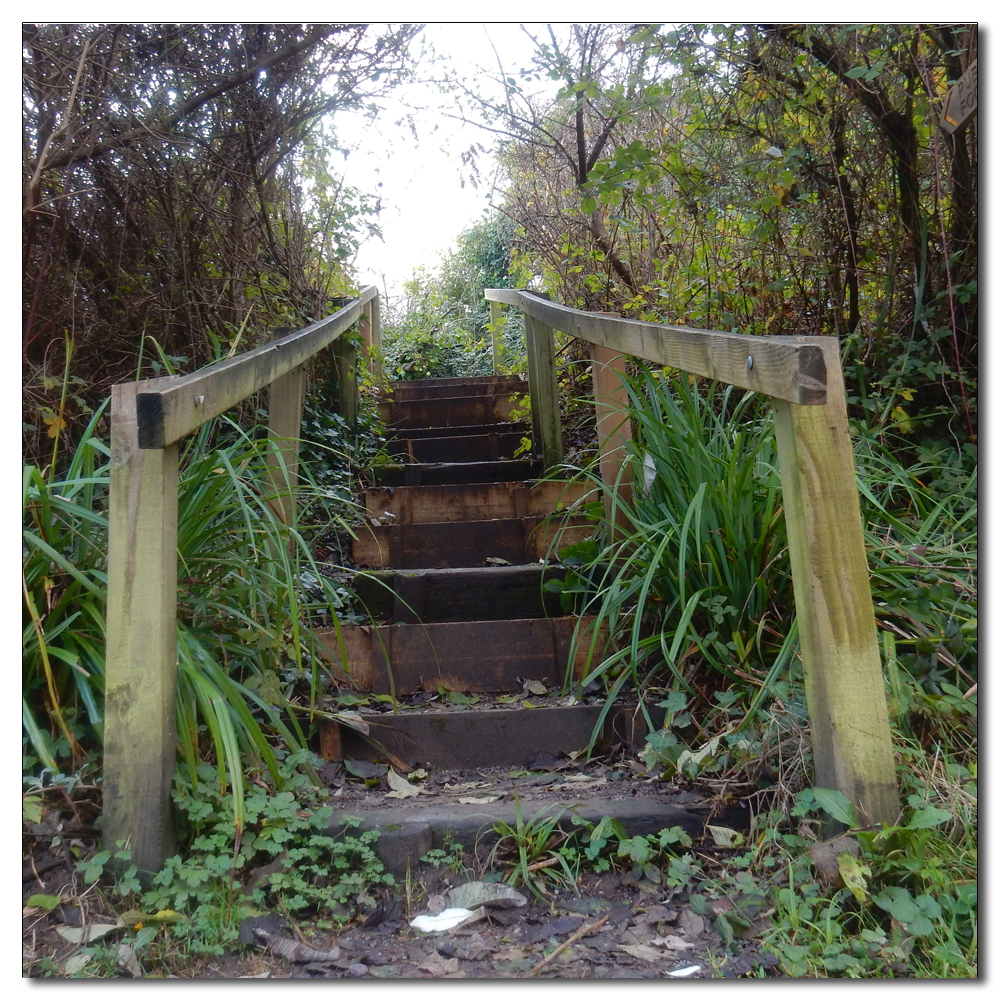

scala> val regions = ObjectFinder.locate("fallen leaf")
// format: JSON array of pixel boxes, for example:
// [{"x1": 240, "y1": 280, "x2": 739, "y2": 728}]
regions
[
  {"x1": 63, "y1": 955, "x2": 91, "y2": 975},
  {"x1": 525, "y1": 679, "x2": 548, "y2": 696},
  {"x1": 457, "y1": 794, "x2": 504, "y2": 804},
  {"x1": 114, "y1": 942, "x2": 142, "y2": 977},
  {"x1": 706, "y1": 825, "x2": 744, "y2": 847},
  {"x1": 25, "y1": 894, "x2": 61, "y2": 912},
  {"x1": 839, "y1": 852, "x2": 872, "y2": 903},
  {"x1": 619, "y1": 944, "x2": 664, "y2": 962},
  {"x1": 420, "y1": 952, "x2": 464, "y2": 977},
  {"x1": 56, "y1": 922, "x2": 123, "y2": 945},
  {"x1": 651, "y1": 934, "x2": 693, "y2": 951},
  {"x1": 408, "y1": 768, "x2": 428, "y2": 780},
  {"x1": 385, "y1": 769, "x2": 422, "y2": 799},
  {"x1": 446, "y1": 882, "x2": 527, "y2": 910},
  {"x1": 335, "y1": 711, "x2": 370, "y2": 736}
]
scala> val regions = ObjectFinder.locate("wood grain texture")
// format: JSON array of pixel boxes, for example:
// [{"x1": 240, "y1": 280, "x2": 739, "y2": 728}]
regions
[
  {"x1": 523, "y1": 312, "x2": 563, "y2": 467},
  {"x1": 137, "y1": 286, "x2": 376, "y2": 448},
  {"x1": 486, "y1": 289, "x2": 827, "y2": 404},
  {"x1": 265, "y1": 349, "x2": 307, "y2": 527},
  {"x1": 590, "y1": 344, "x2": 633, "y2": 532},
  {"x1": 103, "y1": 380, "x2": 179, "y2": 873},
  {"x1": 332, "y1": 335, "x2": 358, "y2": 429},
  {"x1": 771, "y1": 340, "x2": 899, "y2": 826},
  {"x1": 490, "y1": 301, "x2": 504, "y2": 374}
]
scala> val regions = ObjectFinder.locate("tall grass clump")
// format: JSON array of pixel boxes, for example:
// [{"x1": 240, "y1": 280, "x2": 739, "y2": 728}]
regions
[
  {"x1": 548, "y1": 368, "x2": 791, "y2": 732},
  {"x1": 23, "y1": 404, "x2": 361, "y2": 804},
  {"x1": 549, "y1": 366, "x2": 976, "y2": 767}
]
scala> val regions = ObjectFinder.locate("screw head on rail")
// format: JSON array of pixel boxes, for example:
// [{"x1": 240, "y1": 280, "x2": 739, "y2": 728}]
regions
[
  {"x1": 746, "y1": 356, "x2": 754, "y2": 371},
  {"x1": 194, "y1": 395, "x2": 205, "y2": 406}
]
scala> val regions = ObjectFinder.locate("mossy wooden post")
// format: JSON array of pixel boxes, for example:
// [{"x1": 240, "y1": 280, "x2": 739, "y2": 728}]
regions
[
  {"x1": 590, "y1": 344, "x2": 633, "y2": 533},
  {"x1": 104, "y1": 380, "x2": 179, "y2": 874},
  {"x1": 361, "y1": 296, "x2": 383, "y2": 383},
  {"x1": 332, "y1": 334, "x2": 358, "y2": 429},
  {"x1": 490, "y1": 301, "x2": 505, "y2": 374},
  {"x1": 770, "y1": 337, "x2": 899, "y2": 827},
  {"x1": 266, "y1": 329, "x2": 308, "y2": 528},
  {"x1": 523, "y1": 310, "x2": 562, "y2": 468}
]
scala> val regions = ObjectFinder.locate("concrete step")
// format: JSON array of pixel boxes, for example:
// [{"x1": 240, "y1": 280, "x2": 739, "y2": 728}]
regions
[
  {"x1": 316, "y1": 616, "x2": 607, "y2": 695},
  {"x1": 351, "y1": 515, "x2": 592, "y2": 569},
  {"x1": 363, "y1": 480, "x2": 595, "y2": 526},
  {"x1": 352, "y1": 564, "x2": 566, "y2": 623}
]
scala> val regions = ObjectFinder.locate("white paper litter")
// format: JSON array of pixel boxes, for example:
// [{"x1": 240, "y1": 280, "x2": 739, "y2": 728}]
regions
[
  {"x1": 409, "y1": 908, "x2": 475, "y2": 933},
  {"x1": 667, "y1": 965, "x2": 702, "y2": 977}
]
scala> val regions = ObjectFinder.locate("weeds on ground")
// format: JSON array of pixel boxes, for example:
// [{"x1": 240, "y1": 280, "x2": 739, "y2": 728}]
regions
[{"x1": 56, "y1": 751, "x2": 391, "y2": 975}]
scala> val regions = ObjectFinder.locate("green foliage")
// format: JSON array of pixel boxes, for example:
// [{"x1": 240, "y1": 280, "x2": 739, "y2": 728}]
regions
[
  {"x1": 65, "y1": 753, "x2": 392, "y2": 969},
  {"x1": 381, "y1": 216, "x2": 523, "y2": 380},
  {"x1": 23, "y1": 399, "x2": 367, "y2": 804},
  {"x1": 138, "y1": 753, "x2": 391, "y2": 953}
]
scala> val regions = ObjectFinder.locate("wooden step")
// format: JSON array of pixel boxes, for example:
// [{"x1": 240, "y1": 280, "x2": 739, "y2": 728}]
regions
[
  {"x1": 352, "y1": 564, "x2": 565, "y2": 623},
  {"x1": 387, "y1": 420, "x2": 527, "y2": 440},
  {"x1": 386, "y1": 430, "x2": 526, "y2": 464},
  {"x1": 386, "y1": 374, "x2": 527, "y2": 402},
  {"x1": 351, "y1": 516, "x2": 592, "y2": 569},
  {"x1": 317, "y1": 616, "x2": 606, "y2": 695},
  {"x1": 372, "y1": 459, "x2": 543, "y2": 487},
  {"x1": 379, "y1": 392, "x2": 525, "y2": 429},
  {"x1": 364, "y1": 480, "x2": 596, "y2": 525},
  {"x1": 321, "y1": 701, "x2": 663, "y2": 770}
]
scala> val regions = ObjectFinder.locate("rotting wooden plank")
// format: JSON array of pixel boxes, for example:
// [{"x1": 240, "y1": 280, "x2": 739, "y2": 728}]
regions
[
  {"x1": 591, "y1": 344, "x2": 634, "y2": 532},
  {"x1": 372, "y1": 459, "x2": 543, "y2": 488},
  {"x1": 487, "y1": 289, "x2": 827, "y2": 405},
  {"x1": 136, "y1": 286, "x2": 376, "y2": 448},
  {"x1": 103, "y1": 380, "x2": 179, "y2": 874},
  {"x1": 770, "y1": 339, "x2": 899, "y2": 827},
  {"x1": 365, "y1": 480, "x2": 595, "y2": 525},
  {"x1": 523, "y1": 311, "x2": 563, "y2": 467}
]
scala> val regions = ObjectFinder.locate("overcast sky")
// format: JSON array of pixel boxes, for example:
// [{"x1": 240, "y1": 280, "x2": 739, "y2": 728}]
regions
[{"x1": 330, "y1": 23, "x2": 555, "y2": 303}]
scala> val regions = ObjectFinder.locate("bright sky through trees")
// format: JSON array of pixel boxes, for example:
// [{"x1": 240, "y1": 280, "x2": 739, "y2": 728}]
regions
[{"x1": 331, "y1": 23, "x2": 555, "y2": 298}]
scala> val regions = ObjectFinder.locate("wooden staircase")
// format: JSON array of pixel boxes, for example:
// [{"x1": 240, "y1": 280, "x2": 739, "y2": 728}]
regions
[{"x1": 315, "y1": 375, "x2": 647, "y2": 770}]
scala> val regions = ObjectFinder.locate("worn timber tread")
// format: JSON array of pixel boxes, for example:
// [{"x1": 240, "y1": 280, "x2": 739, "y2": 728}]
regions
[
  {"x1": 351, "y1": 564, "x2": 564, "y2": 623},
  {"x1": 372, "y1": 459, "x2": 543, "y2": 487}
]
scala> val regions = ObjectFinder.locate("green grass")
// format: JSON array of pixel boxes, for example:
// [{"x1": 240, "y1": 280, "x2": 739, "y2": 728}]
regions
[{"x1": 23, "y1": 404, "x2": 366, "y2": 809}]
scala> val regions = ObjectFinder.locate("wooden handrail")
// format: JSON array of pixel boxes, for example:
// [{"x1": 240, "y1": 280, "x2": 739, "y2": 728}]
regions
[
  {"x1": 488, "y1": 289, "x2": 899, "y2": 828},
  {"x1": 137, "y1": 285, "x2": 378, "y2": 448},
  {"x1": 485, "y1": 288, "x2": 827, "y2": 406},
  {"x1": 104, "y1": 288, "x2": 380, "y2": 875}
]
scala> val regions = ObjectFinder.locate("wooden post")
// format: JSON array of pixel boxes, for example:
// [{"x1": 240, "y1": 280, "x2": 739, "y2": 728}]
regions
[
  {"x1": 523, "y1": 311, "x2": 562, "y2": 468},
  {"x1": 490, "y1": 301, "x2": 504, "y2": 374},
  {"x1": 360, "y1": 297, "x2": 383, "y2": 383},
  {"x1": 104, "y1": 380, "x2": 179, "y2": 874},
  {"x1": 266, "y1": 327, "x2": 308, "y2": 527},
  {"x1": 770, "y1": 339, "x2": 899, "y2": 827},
  {"x1": 332, "y1": 334, "x2": 358, "y2": 429},
  {"x1": 590, "y1": 344, "x2": 633, "y2": 532}
]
